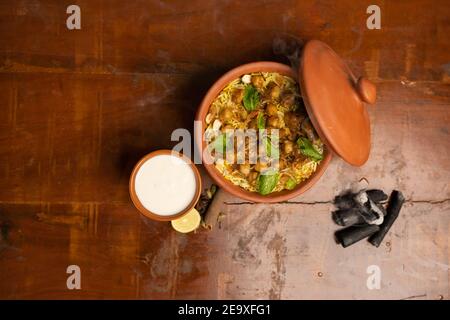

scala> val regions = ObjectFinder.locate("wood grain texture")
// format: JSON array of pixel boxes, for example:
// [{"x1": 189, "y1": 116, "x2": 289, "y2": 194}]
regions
[{"x1": 0, "y1": 0, "x2": 449, "y2": 299}]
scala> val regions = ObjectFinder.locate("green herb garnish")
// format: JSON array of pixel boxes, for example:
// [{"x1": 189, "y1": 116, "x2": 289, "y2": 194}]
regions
[
  {"x1": 265, "y1": 136, "x2": 279, "y2": 159},
  {"x1": 243, "y1": 85, "x2": 260, "y2": 111},
  {"x1": 257, "y1": 170, "x2": 279, "y2": 195},
  {"x1": 296, "y1": 137, "x2": 323, "y2": 161},
  {"x1": 285, "y1": 178, "x2": 297, "y2": 190},
  {"x1": 213, "y1": 133, "x2": 228, "y2": 154},
  {"x1": 257, "y1": 112, "x2": 265, "y2": 129}
]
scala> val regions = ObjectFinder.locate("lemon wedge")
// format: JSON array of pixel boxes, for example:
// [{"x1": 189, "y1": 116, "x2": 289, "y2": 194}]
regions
[{"x1": 171, "y1": 208, "x2": 201, "y2": 233}]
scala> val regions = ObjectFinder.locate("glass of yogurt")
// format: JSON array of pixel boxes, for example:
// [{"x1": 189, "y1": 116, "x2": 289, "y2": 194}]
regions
[{"x1": 129, "y1": 150, "x2": 202, "y2": 221}]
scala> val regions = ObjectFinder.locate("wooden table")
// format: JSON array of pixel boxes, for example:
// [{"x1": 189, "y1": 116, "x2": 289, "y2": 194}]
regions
[{"x1": 0, "y1": 0, "x2": 449, "y2": 299}]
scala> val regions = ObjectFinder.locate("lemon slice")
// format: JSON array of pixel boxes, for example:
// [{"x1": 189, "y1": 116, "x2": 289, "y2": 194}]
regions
[{"x1": 171, "y1": 208, "x2": 201, "y2": 233}]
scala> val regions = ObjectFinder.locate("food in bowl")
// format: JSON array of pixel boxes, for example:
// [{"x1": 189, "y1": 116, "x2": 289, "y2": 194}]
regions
[
  {"x1": 129, "y1": 150, "x2": 202, "y2": 221},
  {"x1": 204, "y1": 72, "x2": 325, "y2": 196}
]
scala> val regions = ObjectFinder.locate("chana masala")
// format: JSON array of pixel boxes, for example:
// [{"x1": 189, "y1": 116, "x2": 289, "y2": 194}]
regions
[{"x1": 204, "y1": 72, "x2": 325, "y2": 195}]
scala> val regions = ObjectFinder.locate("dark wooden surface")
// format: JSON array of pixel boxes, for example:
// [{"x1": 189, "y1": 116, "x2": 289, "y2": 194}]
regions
[{"x1": 0, "y1": 0, "x2": 449, "y2": 299}]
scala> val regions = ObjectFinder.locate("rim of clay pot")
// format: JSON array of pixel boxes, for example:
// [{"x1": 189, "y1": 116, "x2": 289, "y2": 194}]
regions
[
  {"x1": 195, "y1": 61, "x2": 332, "y2": 203},
  {"x1": 129, "y1": 149, "x2": 202, "y2": 221}
]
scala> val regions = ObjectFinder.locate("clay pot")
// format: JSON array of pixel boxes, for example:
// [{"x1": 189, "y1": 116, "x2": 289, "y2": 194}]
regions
[
  {"x1": 129, "y1": 150, "x2": 202, "y2": 221},
  {"x1": 195, "y1": 62, "x2": 332, "y2": 203}
]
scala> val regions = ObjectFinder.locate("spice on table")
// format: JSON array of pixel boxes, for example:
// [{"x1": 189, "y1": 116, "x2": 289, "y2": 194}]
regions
[
  {"x1": 369, "y1": 190, "x2": 405, "y2": 247},
  {"x1": 195, "y1": 184, "x2": 217, "y2": 217},
  {"x1": 203, "y1": 188, "x2": 228, "y2": 230}
]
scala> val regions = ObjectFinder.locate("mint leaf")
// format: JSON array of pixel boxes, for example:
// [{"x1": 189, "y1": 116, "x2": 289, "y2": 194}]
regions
[
  {"x1": 257, "y1": 112, "x2": 265, "y2": 129},
  {"x1": 285, "y1": 178, "x2": 297, "y2": 190},
  {"x1": 243, "y1": 85, "x2": 260, "y2": 111},
  {"x1": 265, "y1": 136, "x2": 279, "y2": 159},
  {"x1": 213, "y1": 133, "x2": 228, "y2": 154},
  {"x1": 296, "y1": 137, "x2": 323, "y2": 161},
  {"x1": 257, "y1": 170, "x2": 279, "y2": 195}
]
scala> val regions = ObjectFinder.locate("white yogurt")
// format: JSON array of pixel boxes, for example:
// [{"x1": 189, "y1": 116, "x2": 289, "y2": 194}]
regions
[{"x1": 134, "y1": 154, "x2": 197, "y2": 216}]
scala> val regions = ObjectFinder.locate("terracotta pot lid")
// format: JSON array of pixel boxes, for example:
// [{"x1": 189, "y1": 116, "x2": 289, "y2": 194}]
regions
[{"x1": 299, "y1": 40, "x2": 376, "y2": 166}]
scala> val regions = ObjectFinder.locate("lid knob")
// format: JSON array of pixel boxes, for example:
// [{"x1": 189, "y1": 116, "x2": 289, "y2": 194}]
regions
[{"x1": 356, "y1": 77, "x2": 377, "y2": 104}]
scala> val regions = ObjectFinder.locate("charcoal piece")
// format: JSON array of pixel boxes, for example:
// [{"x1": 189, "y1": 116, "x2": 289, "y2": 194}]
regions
[
  {"x1": 366, "y1": 189, "x2": 388, "y2": 203},
  {"x1": 353, "y1": 191, "x2": 383, "y2": 224},
  {"x1": 334, "y1": 189, "x2": 388, "y2": 210},
  {"x1": 369, "y1": 190, "x2": 405, "y2": 247},
  {"x1": 367, "y1": 199, "x2": 387, "y2": 224},
  {"x1": 333, "y1": 189, "x2": 387, "y2": 227},
  {"x1": 334, "y1": 192, "x2": 356, "y2": 210},
  {"x1": 332, "y1": 208, "x2": 366, "y2": 226},
  {"x1": 335, "y1": 225, "x2": 380, "y2": 248}
]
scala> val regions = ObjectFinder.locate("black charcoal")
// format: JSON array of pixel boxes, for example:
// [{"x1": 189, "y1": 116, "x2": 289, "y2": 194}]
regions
[
  {"x1": 333, "y1": 192, "x2": 356, "y2": 210},
  {"x1": 332, "y1": 208, "x2": 366, "y2": 226},
  {"x1": 335, "y1": 189, "x2": 388, "y2": 208},
  {"x1": 366, "y1": 189, "x2": 389, "y2": 203},
  {"x1": 335, "y1": 225, "x2": 380, "y2": 248},
  {"x1": 369, "y1": 190, "x2": 405, "y2": 247},
  {"x1": 353, "y1": 191, "x2": 385, "y2": 225}
]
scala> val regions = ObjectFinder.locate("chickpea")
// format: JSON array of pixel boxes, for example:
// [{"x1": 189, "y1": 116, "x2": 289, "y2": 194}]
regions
[
  {"x1": 254, "y1": 161, "x2": 268, "y2": 172},
  {"x1": 267, "y1": 116, "x2": 280, "y2": 128},
  {"x1": 279, "y1": 159, "x2": 287, "y2": 169},
  {"x1": 251, "y1": 75, "x2": 265, "y2": 89},
  {"x1": 240, "y1": 109, "x2": 248, "y2": 121},
  {"x1": 239, "y1": 163, "x2": 251, "y2": 176},
  {"x1": 249, "y1": 171, "x2": 259, "y2": 183},
  {"x1": 283, "y1": 141, "x2": 294, "y2": 154},
  {"x1": 220, "y1": 108, "x2": 233, "y2": 122},
  {"x1": 232, "y1": 88, "x2": 245, "y2": 104},
  {"x1": 268, "y1": 84, "x2": 281, "y2": 100},
  {"x1": 280, "y1": 128, "x2": 291, "y2": 139},
  {"x1": 266, "y1": 103, "x2": 278, "y2": 116}
]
